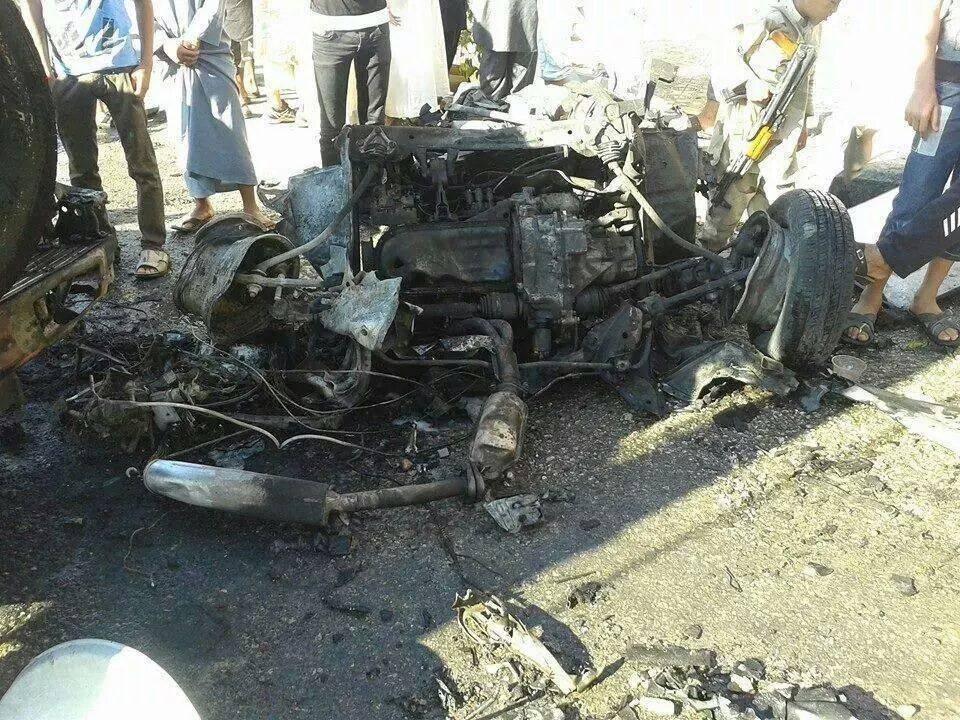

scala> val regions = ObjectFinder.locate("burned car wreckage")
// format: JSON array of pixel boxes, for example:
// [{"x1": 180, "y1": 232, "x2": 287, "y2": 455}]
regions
[{"x1": 144, "y1": 85, "x2": 857, "y2": 525}]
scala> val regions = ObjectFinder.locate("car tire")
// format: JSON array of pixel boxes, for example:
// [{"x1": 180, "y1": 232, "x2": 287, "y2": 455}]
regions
[
  {"x1": 0, "y1": 0, "x2": 57, "y2": 297},
  {"x1": 753, "y1": 189, "x2": 857, "y2": 367}
]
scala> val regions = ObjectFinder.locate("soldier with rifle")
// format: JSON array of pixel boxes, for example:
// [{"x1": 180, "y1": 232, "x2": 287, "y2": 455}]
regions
[{"x1": 701, "y1": 0, "x2": 841, "y2": 251}]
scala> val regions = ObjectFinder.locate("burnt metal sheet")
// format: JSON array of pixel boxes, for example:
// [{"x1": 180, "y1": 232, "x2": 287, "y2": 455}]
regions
[
  {"x1": 0, "y1": 238, "x2": 115, "y2": 377},
  {"x1": 640, "y1": 127, "x2": 699, "y2": 264},
  {"x1": 287, "y1": 164, "x2": 353, "y2": 273},
  {"x1": 0, "y1": 241, "x2": 105, "y2": 301},
  {"x1": 174, "y1": 214, "x2": 300, "y2": 344},
  {"x1": 377, "y1": 222, "x2": 512, "y2": 286},
  {"x1": 342, "y1": 122, "x2": 583, "y2": 156},
  {"x1": 320, "y1": 273, "x2": 402, "y2": 351},
  {"x1": 661, "y1": 341, "x2": 797, "y2": 402}
]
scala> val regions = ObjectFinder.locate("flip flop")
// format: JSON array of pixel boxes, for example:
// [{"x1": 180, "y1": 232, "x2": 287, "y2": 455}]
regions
[
  {"x1": 910, "y1": 311, "x2": 960, "y2": 349},
  {"x1": 171, "y1": 214, "x2": 213, "y2": 233},
  {"x1": 135, "y1": 249, "x2": 171, "y2": 280},
  {"x1": 841, "y1": 312, "x2": 877, "y2": 347}
]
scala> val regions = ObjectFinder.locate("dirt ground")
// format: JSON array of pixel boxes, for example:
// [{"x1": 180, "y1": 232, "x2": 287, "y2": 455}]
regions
[{"x1": 3, "y1": 36, "x2": 960, "y2": 720}]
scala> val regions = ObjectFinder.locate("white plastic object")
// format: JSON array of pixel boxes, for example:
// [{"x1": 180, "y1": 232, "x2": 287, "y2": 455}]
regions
[{"x1": 0, "y1": 639, "x2": 200, "y2": 720}]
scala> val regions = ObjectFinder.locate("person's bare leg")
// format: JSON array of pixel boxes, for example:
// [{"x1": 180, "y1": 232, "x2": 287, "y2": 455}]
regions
[
  {"x1": 270, "y1": 88, "x2": 289, "y2": 112},
  {"x1": 846, "y1": 244, "x2": 893, "y2": 343},
  {"x1": 909, "y1": 258, "x2": 959, "y2": 342},
  {"x1": 191, "y1": 197, "x2": 215, "y2": 221},
  {"x1": 239, "y1": 185, "x2": 273, "y2": 225}
]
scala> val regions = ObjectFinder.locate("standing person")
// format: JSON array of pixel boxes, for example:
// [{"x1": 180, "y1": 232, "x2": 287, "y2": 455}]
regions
[
  {"x1": 386, "y1": 0, "x2": 449, "y2": 119},
  {"x1": 468, "y1": 0, "x2": 537, "y2": 102},
  {"x1": 701, "y1": 0, "x2": 841, "y2": 251},
  {"x1": 20, "y1": 0, "x2": 170, "y2": 278},
  {"x1": 311, "y1": 0, "x2": 395, "y2": 167},
  {"x1": 439, "y1": 0, "x2": 466, "y2": 70},
  {"x1": 224, "y1": 0, "x2": 259, "y2": 99},
  {"x1": 255, "y1": 0, "x2": 312, "y2": 125},
  {"x1": 154, "y1": 0, "x2": 272, "y2": 231},
  {"x1": 844, "y1": 0, "x2": 960, "y2": 347}
]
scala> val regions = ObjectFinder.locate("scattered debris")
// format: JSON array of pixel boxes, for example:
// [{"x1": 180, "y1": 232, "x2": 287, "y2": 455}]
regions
[
  {"x1": 896, "y1": 703, "x2": 920, "y2": 718},
  {"x1": 839, "y1": 384, "x2": 960, "y2": 459},
  {"x1": 629, "y1": 696, "x2": 681, "y2": 717},
  {"x1": 725, "y1": 566, "x2": 743, "y2": 593},
  {"x1": 626, "y1": 644, "x2": 717, "y2": 670},
  {"x1": 436, "y1": 674, "x2": 463, "y2": 714},
  {"x1": 566, "y1": 581, "x2": 602, "y2": 609},
  {"x1": 831, "y1": 355, "x2": 866, "y2": 383},
  {"x1": 891, "y1": 575, "x2": 919, "y2": 597},
  {"x1": 683, "y1": 625, "x2": 704, "y2": 641},
  {"x1": 485, "y1": 495, "x2": 545, "y2": 534},
  {"x1": 208, "y1": 436, "x2": 265, "y2": 469},
  {"x1": 627, "y1": 651, "x2": 864, "y2": 720},
  {"x1": 455, "y1": 591, "x2": 591, "y2": 696},
  {"x1": 803, "y1": 562, "x2": 834, "y2": 578}
]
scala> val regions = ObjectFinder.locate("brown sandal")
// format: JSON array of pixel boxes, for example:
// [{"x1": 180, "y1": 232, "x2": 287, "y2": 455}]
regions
[
  {"x1": 135, "y1": 249, "x2": 171, "y2": 279},
  {"x1": 171, "y1": 214, "x2": 213, "y2": 233}
]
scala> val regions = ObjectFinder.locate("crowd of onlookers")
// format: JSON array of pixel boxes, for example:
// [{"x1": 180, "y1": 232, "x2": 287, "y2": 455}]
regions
[
  {"x1": 16, "y1": 0, "x2": 960, "y2": 349},
  {"x1": 18, "y1": 0, "x2": 541, "y2": 278}
]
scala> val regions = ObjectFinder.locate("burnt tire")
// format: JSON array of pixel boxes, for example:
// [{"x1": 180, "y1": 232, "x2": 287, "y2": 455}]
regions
[
  {"x1": 0, "y1": 0, "x2": 57, "y2": 297},
  {"x1": 755, "y1": 189, "x2": 857, "y2": 367}
]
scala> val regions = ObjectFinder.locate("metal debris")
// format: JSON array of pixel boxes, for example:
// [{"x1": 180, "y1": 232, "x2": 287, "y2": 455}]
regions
[
  {"x1": 631, "y1": 696, "x2": 681, "y2": 717},
  {"x1": 143, "y1": 460, "x2": 484, "y2": 527},
  {"x1": 725, "y1": 566, "x2": 743, "y2": 593},
  {"x1": 566, "y1": 581, "x2": 602, "y2": 609},
  {"x1": 627, "y1": 652, "x2": 864, "y2": 720},
  {"x1": 319, "y1": 272, "x2": 402, "y2": 351},
  {"x1": 802, "y1": 562, "x2": 834, "y2": 578},
  {"x1": 661, "y1": 341, "x2": 798, "y2": 403},
  {"x1": 831, "y1": 355, "x2": 866, "y2": 383},
  {"x1": 485, "y1": 495, "x2": 544, "y2": 534},
  {"x1": 455, "y1": 591, "x2": 588, "y2": 696},
  {"x1": 891, "y1": 575, "x2": 919, "y2": 597},
  {"x1": 626, "y1": 645, "x2": 717, "y2": 670},
  {"x1": 470, "y1": 390, "x2": 529, "y2": 481},
  {"x1": 208, "y1": 437, "x2": 266, "y2": 469},
  {"x1": 838, "y1": 384, "x2": 960, "y2": 458}
]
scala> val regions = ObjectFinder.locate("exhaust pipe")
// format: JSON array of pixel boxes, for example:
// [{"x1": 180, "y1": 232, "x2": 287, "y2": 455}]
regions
[{"x1": 144, "y1": 460, "x2": 483, "y2": 526}]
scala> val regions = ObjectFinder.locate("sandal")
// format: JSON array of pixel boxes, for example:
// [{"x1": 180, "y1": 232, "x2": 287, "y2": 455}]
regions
[
  {"x1": 841, "y1": 312, "x2": 877, "y2": 347},
  {"x1": 909, "y1": 311, "x2": 960, "y2": 349},
  {"x1": 135, "y1": 249, "x2": 171, "y2": 279},
  {"x1": 171, "y1": 214, "x2": 213, "y2": 233}
]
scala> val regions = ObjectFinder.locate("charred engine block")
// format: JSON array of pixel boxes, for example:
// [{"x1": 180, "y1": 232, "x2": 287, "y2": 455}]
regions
[{"x1": 374, "y1": 189, "x2": 639, "y2": 356}]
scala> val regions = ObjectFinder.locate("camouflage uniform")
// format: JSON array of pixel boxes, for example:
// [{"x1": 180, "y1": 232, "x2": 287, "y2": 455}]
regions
[{"x1": 702, "y1": 0, "x2": 820, "y2": 249}]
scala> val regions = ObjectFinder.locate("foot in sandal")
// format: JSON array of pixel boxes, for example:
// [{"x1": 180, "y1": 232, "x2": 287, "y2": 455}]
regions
[
  {"x1": 909, "y1": 298, "x2": 960, "y2": 348},
  {"x1": 842, "y1": 312, "x2": 877, "y2": 347},
  {"x1": 845, "y1": 244, "x2": 893, "y2": 345},
  {"x1": 172, "y1": 198, "x2": 215, "y2": 234},
  {"x1": 135, "y1": 248, "x2": 171, "y2": 279}
]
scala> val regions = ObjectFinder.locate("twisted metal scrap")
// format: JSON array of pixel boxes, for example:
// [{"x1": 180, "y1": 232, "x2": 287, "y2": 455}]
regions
[{"x1": 454, "y1": 591, "x2": 579, "y2": 695}]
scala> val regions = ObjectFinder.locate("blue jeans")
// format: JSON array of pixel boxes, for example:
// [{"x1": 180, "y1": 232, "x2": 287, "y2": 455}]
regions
[{"x1": 878, "y1": 81, "x2": 960, "y2": 276}]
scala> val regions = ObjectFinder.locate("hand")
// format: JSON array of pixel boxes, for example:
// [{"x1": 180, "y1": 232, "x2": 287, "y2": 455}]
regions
[
  {"x1": 131, "y1": 62, "x2": 151, "y2": 99},
  {"x1": 905, "y1": 81, "x2": 940, "y2": 138},
  {"x1": 164, "y1": 37, "x2": 199, "y2": 67},
  {"x1": 388, "y1": 9, "x2": 401, "y2": 25},
  {"x1": 746, "y1": 78, "x2": 771, "y2": 105},
  {"x1": 797, "y1": 127, "x2": 809, "y2": 151},
  {"x1": 177, "y1": 41, "x2": 200, "y2": 67}
]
